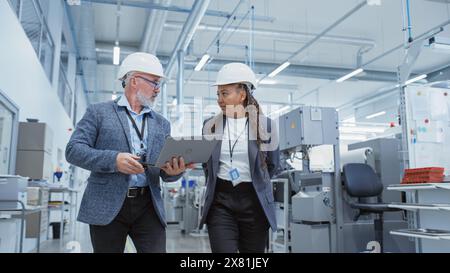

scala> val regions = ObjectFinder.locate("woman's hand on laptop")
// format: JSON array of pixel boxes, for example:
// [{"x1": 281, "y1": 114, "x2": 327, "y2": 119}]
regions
[{"x1": 161, "y1": 157, "x2": 196, "y2": 176}]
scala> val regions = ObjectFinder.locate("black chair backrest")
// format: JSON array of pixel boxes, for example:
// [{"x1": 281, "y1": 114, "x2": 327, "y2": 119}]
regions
[{"x1": 342, "y1": 163, "x2": 383, "y2": 198}]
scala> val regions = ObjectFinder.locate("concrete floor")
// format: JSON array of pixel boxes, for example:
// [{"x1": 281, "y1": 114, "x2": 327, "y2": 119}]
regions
[{"x1": 37, "y1": 222, "x2": 211, "y2": 253}]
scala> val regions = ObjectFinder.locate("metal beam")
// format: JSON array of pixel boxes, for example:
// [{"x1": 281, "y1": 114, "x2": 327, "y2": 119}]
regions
[
  {"x1": 176, "y1": 49, "x2": 184, "y2": 115},
  {"x1": 263, "y1": 0, "x2": 368, "y2": 82},
  {"x1": 161, "y1": 0, "x2": 210, "y2": 118},
  {"x1": 428, "y1": 63, "x2": 450, "y2": 82},
  {"x1": 362, "y1": 23, "x2": 446, "y2": 68},
  {"x1": 164, "y1": 21, "x2": 376, "y2": 48},
  {"x1": 96, "y1": 52, "x2": 400, "y2": 83},
  {"x1": 89, "y1": 90, "x2": 302, "y2": 106},
  {"x1": 336, "y1": 21, "x2": 449, "y2": 113},
  {"x1": 85, "y1": 0, "x2": 275, "y2": 22},
  {"x1": 164, "y1": 0, "x2": 211, "y2": 79},
  {"x1": 300, "y1": 18, "x2": 449, "y2": 111}
]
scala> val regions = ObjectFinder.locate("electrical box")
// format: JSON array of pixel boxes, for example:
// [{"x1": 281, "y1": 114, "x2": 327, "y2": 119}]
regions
[{"x1": 278, "y1": 106, "x2": 339, "y2": 151}]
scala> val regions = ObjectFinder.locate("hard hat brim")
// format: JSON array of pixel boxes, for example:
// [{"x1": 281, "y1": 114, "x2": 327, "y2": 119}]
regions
[
  {"x1": 211, "y1": 81, "x2": 256, "y2": 90},
  {"x1": 117, "y1": 71, "x2": 166, "y2": 81}
]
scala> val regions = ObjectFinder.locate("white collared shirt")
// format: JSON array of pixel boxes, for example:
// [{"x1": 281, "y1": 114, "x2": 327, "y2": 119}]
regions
[
  {"x1": 217, "y1": 117, "x2": 252, "y2": 185},
  {"x1": 117, "y1": 96, "x2": 152, "y2": 187}
]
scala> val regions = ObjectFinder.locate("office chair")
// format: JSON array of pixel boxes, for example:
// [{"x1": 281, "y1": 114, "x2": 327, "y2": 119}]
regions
[{"x1": 342, "y1": 163, "x2": 402, "y2": 253}]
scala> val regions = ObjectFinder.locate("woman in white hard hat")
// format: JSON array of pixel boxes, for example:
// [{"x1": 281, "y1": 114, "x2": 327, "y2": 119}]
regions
[{"x1": 200, "y1": 63, "x2": 280, "y2": 253}]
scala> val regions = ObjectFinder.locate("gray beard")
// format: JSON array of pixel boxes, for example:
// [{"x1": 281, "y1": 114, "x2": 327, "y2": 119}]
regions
[{"x1": 136, "y1": 91, "x2": 155, "y2": 108}]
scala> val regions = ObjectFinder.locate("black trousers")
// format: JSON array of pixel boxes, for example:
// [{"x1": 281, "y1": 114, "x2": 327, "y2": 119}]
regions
[
  {"x1": 206, "y1": 178, "x2": 270, "y2": 253},
  {"x1": 89, "y1": 188, "x2": 166, "y2": 253}
]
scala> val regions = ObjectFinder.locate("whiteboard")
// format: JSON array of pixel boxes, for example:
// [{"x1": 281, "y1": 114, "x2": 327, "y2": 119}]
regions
[{"x1": 405, "y1": 86, "x2": 450, "y2": 175}]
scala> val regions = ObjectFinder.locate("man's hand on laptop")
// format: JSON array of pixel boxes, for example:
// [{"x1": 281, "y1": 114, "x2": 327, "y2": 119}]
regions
[
  {"x1": 116, "y1": 153, "x2": 145, "y2": 174},
  {"x1": 161, "y1": 157, "x2": 196, "y2": 176}
]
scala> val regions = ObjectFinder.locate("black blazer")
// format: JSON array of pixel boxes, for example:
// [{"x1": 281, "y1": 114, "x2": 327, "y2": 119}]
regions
[{"x1": 200, "y1": 115, "x2": 280, "y2": 231}]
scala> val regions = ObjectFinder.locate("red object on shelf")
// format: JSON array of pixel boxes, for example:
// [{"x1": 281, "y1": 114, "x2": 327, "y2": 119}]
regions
[{"x1": 401, "y1": 167, "x2": 445, "y2": 184}]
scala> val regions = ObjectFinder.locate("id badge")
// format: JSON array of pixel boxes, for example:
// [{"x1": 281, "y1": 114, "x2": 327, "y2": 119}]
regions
[{"x1": 228, "y1": 168, "x2": 241, "y2": 185}]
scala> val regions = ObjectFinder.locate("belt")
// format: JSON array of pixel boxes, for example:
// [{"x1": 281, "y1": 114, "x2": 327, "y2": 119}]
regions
[
  {"x1": 126, "y1": 187, "x2": 149, "y2": 198},
  {"x1": 216, "y1": 177, "x2": 254, "y2": 192}
]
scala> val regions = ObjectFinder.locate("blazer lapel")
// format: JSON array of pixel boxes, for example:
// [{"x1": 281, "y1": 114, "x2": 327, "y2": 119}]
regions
[
  {"x1": 211, "y1": 139, "x2": 222, "y2": 177},
  {"x1": 248, "y1": 121, "x2": 258, "y2": 176},
  {"x1": 248, "y1": 139, "x2": 258, "y2": 177},
  {"x1": 146, "y1": 114, "x2": 159, "y2": 163},
  {"x1": 211, "y1": 116, "x2": 225, "y2": 177},
  {"x1": 113, "y1": 102, "x2": 132, "y2": 151}
]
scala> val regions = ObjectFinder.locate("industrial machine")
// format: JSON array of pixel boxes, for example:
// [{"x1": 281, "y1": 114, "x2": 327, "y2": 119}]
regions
[
  {"x1": 274, "y1": 106, "x2": 414, "y2": 252},
  {"x1": 343, "y1": 138, "x2": 414, "y2": 252},
  {"x1": 276, "y1": 106, "x2": 343, "y2": 253}
]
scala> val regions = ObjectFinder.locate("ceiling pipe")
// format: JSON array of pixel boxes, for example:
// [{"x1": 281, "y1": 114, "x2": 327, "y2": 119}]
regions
[
  {"x1": 161, "y1": 0, "x2": 210, "y2": 117},
  {"x1": 69, "y1": 1, "x2": 98, "y2": 101},
  {"x1": 95, "y1": 49, "x2": 400, "y2": 83},
  {"x1": 164, "y1": 0, "x2": 211, "y2": 79},
  {"x1": 85, "y1": 0, "x2": 275, "y2": 22},
  {"x1": 63, "y1": 1, "x2": 90, "y2": 104},
  {"x1": 164, "y1": 21, "x2": 376, "y2": 48},
  {"x1": 140, "y1": 0, "x2": 172, "y2": 54}
]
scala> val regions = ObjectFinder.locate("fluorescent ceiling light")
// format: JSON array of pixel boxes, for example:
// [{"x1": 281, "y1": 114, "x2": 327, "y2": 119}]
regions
[
  {"x1": 268, "y1": 62, "x2": 290, "y2": 78},
  {"x1": 430, "y1": 43, "x2": 450, "y2": 50},
  {"x1": 339, "y1": 126, "x2": 386, "y2": 133},
  {"x1": 367, "y1": 0, "x2": 381, "y2": 6},
  {"x1": 259, "y1": 79, "x2": 278, "y2": 85},
  {"x1": 342, "y1": 116, "x2": 355, "y2": 123},
  {"x1": 339, "y1": 133, "x2": 368, "y2": 141},
  {"x1": 336, "y1": 68, "x2": 364, "y2": 83},
  {"x1": 113, "y1": 46, "x2": 121, "y2": 65},
  {"x1": 429, "y1": 36, "x2": 450, "y2": 51},
  {"x1": 194, "y1": 54, "x2": 210, "y2": 71},
  {"x1": 342, "y1": 116, "x2": 356, "y2": 127},
  {"x1": 268, "y1": 105, "x2": 290, "y2": 116},
  {"x1": 365, "y1": 111, "x2": 386, "y2": 119},
  {"x1": 404, "y1": 74, "x2": 427, "y2": 86}
]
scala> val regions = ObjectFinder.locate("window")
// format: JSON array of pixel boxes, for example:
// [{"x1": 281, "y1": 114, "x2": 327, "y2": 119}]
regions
[
  {"x1": 0, "y1": 90, "x2": 19, "y2": 175},
  {"x1": 58, "y1": 33, "x2": 73, "y2": 117},
  {"x1": 58, "y1": 66, "x2": 73, "y2": 118},
  {"x1": 7, "y1": 0, "x2": 55, "y2": 82}
]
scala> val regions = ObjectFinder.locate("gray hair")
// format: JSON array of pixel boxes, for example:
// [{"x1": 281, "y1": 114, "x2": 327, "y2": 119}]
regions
[{"x1": 121, "y1": 71, "x2": 135, "y2": 88}]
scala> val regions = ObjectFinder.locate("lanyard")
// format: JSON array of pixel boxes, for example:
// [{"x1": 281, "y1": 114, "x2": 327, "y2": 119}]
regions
[
  {"x1": 226, "y1": 118, "x2": 248, "y2": 165},
  {"x1": 125, "y1": 108, "x2": 147, "y2": 150}
]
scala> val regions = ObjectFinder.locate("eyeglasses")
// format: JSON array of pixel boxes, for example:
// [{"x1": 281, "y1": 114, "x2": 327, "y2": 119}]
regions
[{"x1": 135, "y1": 76, "x2": 162, "y2": 90}]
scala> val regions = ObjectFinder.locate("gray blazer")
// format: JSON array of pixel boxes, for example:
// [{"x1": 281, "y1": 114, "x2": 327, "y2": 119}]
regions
[
  {"x1": 65, "y1": 98, "x2": 182, "y2": 226},
  {"x1": 200, "y1": 115, "x2": 280, "y2": 231}
]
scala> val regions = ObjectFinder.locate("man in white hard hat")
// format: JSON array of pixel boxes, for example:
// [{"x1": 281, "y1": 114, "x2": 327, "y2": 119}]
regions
[{"x1": 66, "y1": 52, "x2": 193, "y2": 253}]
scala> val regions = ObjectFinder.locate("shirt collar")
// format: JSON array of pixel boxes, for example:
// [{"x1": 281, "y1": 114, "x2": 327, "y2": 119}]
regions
[{"x1": 117, "y1": 95, "x2": 153, "y2": 117}]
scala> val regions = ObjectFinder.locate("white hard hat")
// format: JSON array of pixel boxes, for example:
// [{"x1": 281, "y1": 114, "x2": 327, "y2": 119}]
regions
[
  {"x1": 212, "y1": 63, "x2": 257, "y2": 90},
  {"x1": 117, "y1": 52, "x2": 165, "y2": 80}
]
